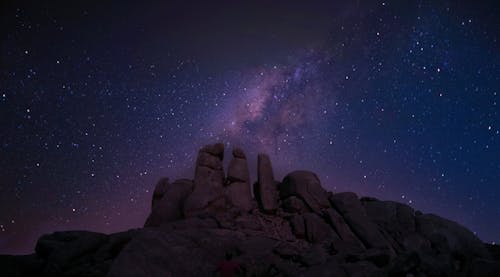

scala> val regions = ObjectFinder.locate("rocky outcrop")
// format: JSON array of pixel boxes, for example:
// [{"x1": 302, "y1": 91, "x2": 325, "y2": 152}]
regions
[
  {"x1": 255, "y1": 153, "x2": 279, "y2": 213},
  {"x1": 280, "y1": 170, "x2": 330, "y2": 214},
  {"x1": 2, "y1": 143, "x2": 499, "y2": 277},
  {"x1": 182, "y1": 144, "x2": 256, "y2": 217},
  {"x1": 0, "y1": 230, "x2": 138, "y2": 277},
  {"x1": 144, "y1": 178, "x2": 194, "y2": 227},
  {"x1": 226, "y1": 147, "x2": 250, "y2": 183},
  {"x1": 323, "y1": 208, "x2": 364, "y2": 248},
  {"x1": 225, "y1": 148, "x2": 254, "y2": 212},
  {"x1": 329, "y1": 192, "x2": 390, "y2": 250},
  {"x1": 149, "y1": 177, "x2": 169, "y2": 209},
  {"x1": 281, "y1": 195, "x2": 310, "y2": 213},
  {"x1": 183, "y1": 143, "x2": 226, "y2": 217},
  {"x1": 302, "y1": 212, "x2": 337, "y2": 243}
]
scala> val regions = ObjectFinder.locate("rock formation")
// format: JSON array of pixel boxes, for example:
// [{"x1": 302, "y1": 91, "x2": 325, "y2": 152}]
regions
[
  {"x1": 144, "y1": 178, "x2": 194, "y2": 227},
  {"x1": 183, "y1": 143, "x2": 226, "y2": 217},
  {"x1": 2, "y1": 143, "x2": 499, "y2": 277},
  {"x1": 280, "y1": 170, "x2": 330, "y2": 214},
  {"x1": 255, "y1": 153, "x2": 279, "y2": 213},
  {"x1": 225, "y1": 147, "x2": 254, "y2": 212}
]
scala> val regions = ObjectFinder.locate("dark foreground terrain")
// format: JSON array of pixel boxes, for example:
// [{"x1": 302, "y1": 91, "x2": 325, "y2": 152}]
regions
[{"x1": 2, "y1": 143, "x2": 499, "y2": 276}]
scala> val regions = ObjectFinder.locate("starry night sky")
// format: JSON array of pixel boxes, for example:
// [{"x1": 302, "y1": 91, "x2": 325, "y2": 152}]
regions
[{"x1": 1, "y1": 0, "x2": 499, "y2": 254}]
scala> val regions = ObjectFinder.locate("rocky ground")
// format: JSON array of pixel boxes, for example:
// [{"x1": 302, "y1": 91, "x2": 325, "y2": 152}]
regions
[{"x1": 2, "y1": 143, "x2": 499, "y2": 276}]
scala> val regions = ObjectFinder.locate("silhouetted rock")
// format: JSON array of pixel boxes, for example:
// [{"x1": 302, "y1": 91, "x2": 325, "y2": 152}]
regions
[
  {"x1": 226, "y1": 147, "x2": 250, "y2": 183},
  {"x1": 281, "y1": 195, "x2": 310, "y2": 213},
  {"x1": 416, "y1": 213, "x2": 489, "y2": 258},
  {"x1": 329, "y1": 192, "x2": 390, "y2": 250},
  {"x1": 323, "y1": 208, "x2": 364, "y2": 248},
  {"x1": 255, "y1": 153, "x2": 278, "y2": 213},
  {"x1": 225, "y1": 147, "x2": 253, "y2": 211},
  {"x1": 225, "y1": 181, "x2": 254, "y2": 212},
  {"x1": 303, "y1": 212, "x2": 337, "y2": 243},
  {"x1": 289, "y1": 214, "x2": 306, "y2": 239},
  {"x1": 16, "y1": 230, "x2": 138, "y2": 277},
  {"x1": 3, "y1": 143, "x2": 499, "y2": 277},
  {"x1": 144, "y1": 178, "x2": 193, "y2": 227},
  {"x1": 183, "y1": 143, "x2": 226, "y2": 217},
  {"x1": 280, "y1": 170, "x2": 330, "y2": 213},
  {"x1": 0, "y1": 254, "x2": 43, "y2": 277},
  {"x1": 150, "y1": 177, "x2": 169, "y2": 209}
]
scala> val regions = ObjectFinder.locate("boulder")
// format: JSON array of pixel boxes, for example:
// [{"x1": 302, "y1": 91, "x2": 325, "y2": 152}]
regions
[
  {"x1": 225, "y1": 147, "x2": 254, "y2": 212},
  {"x1": 226, "y1": 147, "x2": 250, "y2": 183},
  {"x1": 232, "y1": 147, "x2": 246, "y2": 159},
  {"x1": 183, "y1": 143, "x2": 226, "y2": 217},
  {"x1": 328, "y1": 238, "x2": 365, "y2": 256},
  {"x1": 273, "y1": 216, "x2": 297, "y2": 242},
  {"x1": 144, "y1": 179, "x2": 194, "y2": 227},
  {"x1": 363, "y1": 200, "x2": 416, "y2": 233},
  {"x1": 255, "y1": 153, "x2": 278, "y2": 213},
  {"x1": 196, "y1": 151, "x2": 222, "y2": 170},
  {"x1": 225, "y1": 181, "x2": 254, "y2": 212},
  {"x1": 281, "y1": 196, "x2": 311, "y2": 214},
  {"x1": 150, "y1": 177, "x2": 169, "y2": 210},
  {"x1": 289, "y1": 214, "x2": 306, "y2": 238},
  {"x1": 416, "y1": 213, "x2": 490, "y2": 259},
  {"x1": 302, "y1": 213, "x2": 337, "y2": 243},
  {"x1": 323, "y1": 208, "x2": 364, "y2": 247},
  {"x1": 93, "y1": 230, "x2": 138, "y2": 262},
  {"x1": 35, "y1": 231, "x2": 109, "y2": 276},
  {"x1": 108, "y1": 227, "x2": 302, "y2": 277},
  {"x1": 35, "y1": 231, "x2": 107, "y2": 260},
  {"x1": 362, "y1": 200, "x2": 417, "y2": 251},
  {"x1": 329, "y1": 192, "x2": 389, "y2": 249},
  {"x1": 108, "y1": 228, "x2": 239, "y2": 277},
  {"x1": 199, "y1": 142, "x2": 225, "y2": 159},
  {"x1": 280, "y1": 170, "x2": 330, "y2": 213},
  {"x1": 2, "y1": 229, "x2": 139, "y2": 277}
]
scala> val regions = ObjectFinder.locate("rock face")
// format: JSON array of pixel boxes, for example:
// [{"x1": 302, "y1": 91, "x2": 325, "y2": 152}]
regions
[
  {"x1": 183, "y1": 143, "x2": 226, "y2": 217},
  {"x1": 280, "y1": 170, "x2": 330, "y2": 214},
  {"x1": 0, "y1": 230, "x2": 138, "y2": 277},
  {"x1": 149, "y1": 177, "x2": 169, "y2": 209},
  {"x1": 225, "y1": 147, "x2": 254, "y2": 212},
  {"x1": 3, "y1": 143, "x2": 499, "y2": 277},
  {"x1": 144, "y1": 178, "x2": 194, "y2": 227},
  {"x1": 329, "y1": 192, "x2": 389, "y2": 250},
  {"x1": 255, "y1": 153, "x2": 279, "y2": 213},
  {"x1": 323, "y1": 208, "x2": 364, "y2": 248},
  {"x1": 226, "y1": 147, "x2": 250, "y2": 183}
]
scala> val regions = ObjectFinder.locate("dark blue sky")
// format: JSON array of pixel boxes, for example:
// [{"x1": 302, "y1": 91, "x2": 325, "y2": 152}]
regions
[{"x1": 1, "y1": 0, "x2": 499, "y2": 254}]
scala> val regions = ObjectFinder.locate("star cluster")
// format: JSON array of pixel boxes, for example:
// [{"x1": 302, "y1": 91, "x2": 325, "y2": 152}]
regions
[{"x1": 1, "y1": 1, "x2": 499, "y2": 254}]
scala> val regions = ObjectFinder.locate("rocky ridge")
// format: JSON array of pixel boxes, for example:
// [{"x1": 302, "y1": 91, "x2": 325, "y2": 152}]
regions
[{"x1": 2, "y1": 143, "x2": 499, "y2": 276}]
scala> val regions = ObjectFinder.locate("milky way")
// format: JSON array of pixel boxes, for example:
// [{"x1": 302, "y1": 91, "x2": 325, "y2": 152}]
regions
[
  {"x1": 1, "y1": 1, "x2": 499, "y2": 254},
  {"x1": 210, "y1": 50, "x2": 333, "y2": 155}
]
